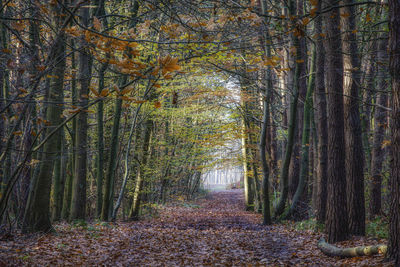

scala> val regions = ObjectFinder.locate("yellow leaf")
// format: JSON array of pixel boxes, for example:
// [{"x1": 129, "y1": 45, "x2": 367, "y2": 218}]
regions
[
  {"x1": 68, "y1": 108, "x2": 81, "y2": 114},
  {"x1": 89, "y1": 86, "x2": 100, "y2": 97},
  {"x1": 120, "y1": 86, "x2": 134, "y2": 95},
  {"x1": 13, "y1": 131, "x2": 22, "y2": 136},
  {"x1": 381, "y1": 139, "x2": 391, "y2": 148},
  {"x1": 29, "y1": 159, "x2": 40, "y2": 166},
  {"x1": 302, "y1": 18, "x2": 310, "y2": 25},
  {"x1": 341, "y1": 12, "x2": 350, "y2": 18},
  {"x1": 246, "y1": 68, "x2": 258, "y2": 72}
]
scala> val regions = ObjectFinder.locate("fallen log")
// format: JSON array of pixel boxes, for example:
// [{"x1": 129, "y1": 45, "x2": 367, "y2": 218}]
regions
[{"x1": 317, "y1": 238, "x2": 387, "y2": 257}]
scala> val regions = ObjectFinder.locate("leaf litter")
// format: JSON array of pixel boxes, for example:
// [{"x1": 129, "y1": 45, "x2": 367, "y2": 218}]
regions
[{"x1": 0, "y1": 189, "x2": 394, "y2": 266}]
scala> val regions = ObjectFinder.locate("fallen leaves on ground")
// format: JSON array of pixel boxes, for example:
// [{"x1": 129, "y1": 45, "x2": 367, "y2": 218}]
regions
[{"x1": 0, "y1": 190, "x2": 394, "y2": 266}]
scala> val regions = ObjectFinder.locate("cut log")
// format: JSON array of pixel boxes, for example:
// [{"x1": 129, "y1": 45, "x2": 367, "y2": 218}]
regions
[{"x1": 317, "y1": 238, "x2": 387, "y2": 257}]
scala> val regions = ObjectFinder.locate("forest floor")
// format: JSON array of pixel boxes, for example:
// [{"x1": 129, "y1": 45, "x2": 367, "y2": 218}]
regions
[{"x1": 0, "y1": 189, "x2": 393, "y2": 266}]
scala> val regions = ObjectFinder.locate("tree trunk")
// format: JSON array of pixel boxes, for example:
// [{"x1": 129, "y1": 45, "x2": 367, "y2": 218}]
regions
[
  {"x1": 288, "y1": 0, "x2": 307, "y2": 202},
  {"x1": 61, "y1": 38, "x2": 77, "y2": 221},
  {"x1": 288, "y1": 44, "x2": 315, "y2": 219},
  {"x1": 101, "y1": 96, "x2": 123, "y2": 221},
  {"x1": 94, "y1": 0, "x2": 109, "y2": 220},
  {"x1": 70, "y1": 4, "x2": 92, "y2": 221},
  {"x1": 388, "y1": 0, "x2": 400, "y2": 263},
  {"x1": 314, "y1": 0, "x2": 328, "y2": 224},
  {"x1": 341, "y1": 0, "x2": 365, "y2": 236},
  {"x1": 325, "y1": 0, "x2": 349, "y2": 243},
  {"x1": 52, "y1": 128, "x2": 66, "y2": 221},
  {"x1": 369, "y1": 36, "x2": 388, "y2": 218},
  {"x1": 22, "y1": 4, "x2": 66, "y2": 231},
  {"x1": 241, "y1": 116, "x2": 254, "y2": 210},
  {"x1": 129, "y1": 118, "x2": 153, "y2": 221},
  {"x1": 318, "y1": 238, "x2": 387, "y2": 257}
]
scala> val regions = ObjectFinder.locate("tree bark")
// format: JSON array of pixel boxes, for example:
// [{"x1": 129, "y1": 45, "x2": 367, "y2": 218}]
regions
[
  {"x1": 388, "y1": 0, "x2": 400, "y2": 263},
  {"x1": 341, "y1": 0, "x2": 365, "y2": 236},
  {"x1": 318, "y1": 238, "x2": 387, "y2": 257},
  {"x1": 314, "y1": 0, "x2": 328, "y2": 224},
  {"x1": 324, "y1": 0, "x2": 349, "y2": 243},
  {"x1": 129, "y1": 118, "x2": 153, "y2": 221},
  {"x1": 287, "y1": 44, "x2": 315, "y2": 219},
  {"x1": 22, "y1": 2, "x2": 66, "y2": 231},
  {"x1": 369, "y1": 36, "x2": 388, "y2": 218},
  {"x1": 70, "y1": 3, "x2": 93, "y2": 221}
]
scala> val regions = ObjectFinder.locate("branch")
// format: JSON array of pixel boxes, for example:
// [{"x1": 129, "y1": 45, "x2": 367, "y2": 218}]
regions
[{"x1": 317, "y1": 238, "x2": 387, "y2": 257}]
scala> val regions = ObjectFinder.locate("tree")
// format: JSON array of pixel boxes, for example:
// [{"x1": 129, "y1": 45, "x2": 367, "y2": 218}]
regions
[
  {"x1": 324, "y1": 0, "x2": 349, "y2": 243},
  {"x1": 23, "y1": 1, "x2": 67, "y2": 232},
  {"x1": 341, "y1": 0, "x2": 365, "y2": 236},
  {"x1": 314, "y1": 0, "x2": 328, "y2": 223},
  {"x1": 388, "y1": 0, "x2": 400, "y2": 263},
  {"x1": 369, "y1": 35, "x2": 388, "y2": 218},
  {"x1": 70, "y1": 3, "x2": 93, "y2": 221}
]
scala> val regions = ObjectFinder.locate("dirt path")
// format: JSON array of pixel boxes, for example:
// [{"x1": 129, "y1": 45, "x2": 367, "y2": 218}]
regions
[{"x1": 0, "y1": 189, "x2": 391, "y2": 266}]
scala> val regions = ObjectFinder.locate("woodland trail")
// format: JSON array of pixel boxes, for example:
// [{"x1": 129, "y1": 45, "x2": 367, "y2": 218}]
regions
[{"x1": 0, "y1": 189, "x2": 391, "y2": 266}]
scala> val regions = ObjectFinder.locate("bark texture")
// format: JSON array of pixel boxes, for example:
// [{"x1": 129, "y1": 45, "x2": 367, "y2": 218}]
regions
[
  {"x1": 369, "y1": 36, "x2": 388, "y2": 218},
  {"x1": 388, "y1": 0, "x2": 400, "y2": 264},
  {"x1": 314, "y1": 0, "x2": 328, "y2": 223},
  {"x1": 70, "y1": 4, "x2": 92, "y2": 220},
  {"x1": 324, "y1": 1, "x2": 349, "y2": 243},
  {"x1": 341, "y1": 0, "x2": 365, "y2": 236},
  {"x1": 318, "y1": 238, "x2": 387, "y2": 257}
]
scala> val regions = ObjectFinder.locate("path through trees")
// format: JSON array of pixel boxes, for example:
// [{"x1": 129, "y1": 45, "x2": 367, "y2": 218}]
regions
[{"x1": 0, "y1": 190, "x2": 391, "y2": 266}]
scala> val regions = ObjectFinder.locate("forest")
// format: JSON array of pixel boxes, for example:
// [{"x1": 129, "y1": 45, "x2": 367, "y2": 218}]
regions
[{"x1": 0, "y1": 0, "x2": 399, "y2": 266}]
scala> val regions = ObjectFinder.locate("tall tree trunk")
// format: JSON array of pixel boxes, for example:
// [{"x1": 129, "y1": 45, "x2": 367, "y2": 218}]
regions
[
  {"x1": 101, "y1": 95, "x2": 123, "y2": 221},
  {"x1": 129, "y1": 118, "x2": 152, "y2": 220},
  {"x1": 22, "y1": 3, "x2": 66, "y2": 231},
  {"x1": 325, "y1": 0, "x2": 349, "y2": 243},
  {"x1": 52, "y1": 128, "x2": 66, "y2": 221},
  {"x1": 61, "y1": 38, "x2": 77, "y2": 220},
  {"x1": 288, "y1": 0, "x2": 307, "y2": 201},
  {"x1": 369, "y1": 36, "x2": 388, "y2": 218},
  {"x1": 241, "y1": 114, "x2": 254, "y2": 210},
  {"x1": 341, "y1": 0, "x2": 365, "y2": 236},
  {"x1": 314, "y1": 0, "x2": 328, "y2": 223},
  {"x1": 274, "y1": 64, "x2": 299, "y2": 218},
  {"x1": 70, "y1": 4, "x2": 92, "y2": 220},
  {"x1": 94, "y1": 0, "x2": 108, "y2": 219},
  {"x1": 288, "y1": 44, "x2": 315, "y2": 219},
  {"x1": 274, "y1": 0, "x2": 300, "y2": 217},
  {"x1": 388, "y1": 0, "x2": 400, "y2": 263}
]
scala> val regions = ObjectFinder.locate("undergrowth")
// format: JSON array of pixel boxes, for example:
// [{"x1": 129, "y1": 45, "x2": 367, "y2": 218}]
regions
[{"x1": 366, "y1": 216, "x2": 388, "y2": 239}]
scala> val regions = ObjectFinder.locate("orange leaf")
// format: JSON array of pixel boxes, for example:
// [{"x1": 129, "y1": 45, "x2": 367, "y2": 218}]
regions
[
  {"x1": 100, "y1": 89, "x2": 109, "y2": 97},
  {"x1": 154, "y1": 101, "x2": 161, "y2": 108},
  {"x1": 93, "y1": 17, "x2": 101, "y2": 31},
  {"x1": 89, "y1": 86, "x2": 100, "y2": 97}
]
